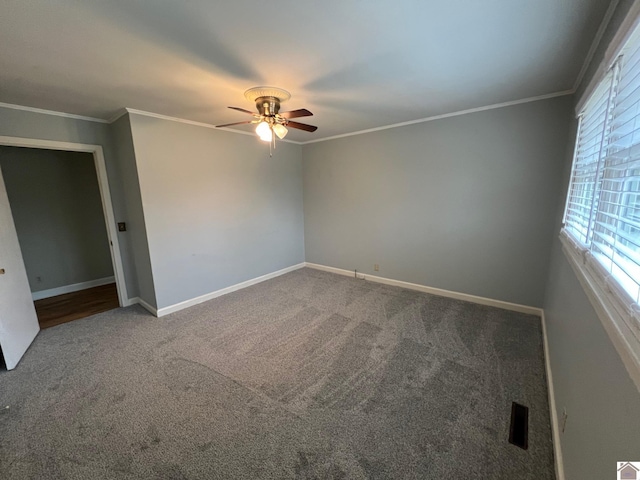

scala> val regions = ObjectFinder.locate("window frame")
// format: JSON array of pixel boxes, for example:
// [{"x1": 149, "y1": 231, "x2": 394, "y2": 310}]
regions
[{"x1": 563, "y1": 4, "x2": 640, "y2": 392}]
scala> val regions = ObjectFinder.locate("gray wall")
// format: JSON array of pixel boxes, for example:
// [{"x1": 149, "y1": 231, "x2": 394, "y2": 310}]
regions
[
  {"x1": 0, "y1": 146, "x2": 113, "y2": 292},
  {"x1": 0, "y1": 105, "x2": 140, "y2": 300},
  {"x1": 543, "y1": 118, "x2": 640, "y2": 479},
  {"x1": 111, "y1": 114, "x2": 156, "y2": 307},
  {"x1": 544, "y1": 236, "x2": 640, "y2": 479},
  {"x1": 303, "y1": 96, "x2": 573, "y2": 307},
  {"x1": 128, "y1": 114, "x2": 305, "y2": 310},
  {"x1": 543, "y1": 1, "x2": 640, "y2": 478}
]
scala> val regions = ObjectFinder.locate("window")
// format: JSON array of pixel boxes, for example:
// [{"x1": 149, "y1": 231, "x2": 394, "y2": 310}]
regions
[
  {"x1": 563, "y1": 25, "x2": 640, "y2": 388},
  {"x1": 564, "y1": 68, "x2": 618, "y2": 244}
]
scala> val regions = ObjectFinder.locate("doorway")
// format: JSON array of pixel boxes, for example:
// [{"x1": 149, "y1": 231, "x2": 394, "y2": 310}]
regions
[{"x1": 0, "y1": 137, "x2": 127, "y2": 332}]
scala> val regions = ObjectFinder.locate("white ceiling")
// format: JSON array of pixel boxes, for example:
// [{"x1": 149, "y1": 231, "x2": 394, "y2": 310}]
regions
[{"x1": 0, "y1": 1, "x2": 611, "y2": 142}]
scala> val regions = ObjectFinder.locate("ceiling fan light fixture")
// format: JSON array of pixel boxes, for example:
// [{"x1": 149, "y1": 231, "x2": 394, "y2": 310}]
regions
[
  {"x1": 257, "y1": 124, "x2": 273, "y2": 142},
  {"x1": 255, "y1": 121, "x2": 270, "y2": 137},
  {"x1": 217, "y1": 87, "x2": 316, "y2": 154},
  {"x1": 259, "y1": 132, "x2": 272, "y2": 142},
  {"x1": 273, "y1": 124, "x2": 288, "y2": 139}
]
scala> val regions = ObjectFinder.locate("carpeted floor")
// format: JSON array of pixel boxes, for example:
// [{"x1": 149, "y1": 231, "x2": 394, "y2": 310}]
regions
[{"x1": 0, "y1": 268, "x2": 555, "y2": 479}]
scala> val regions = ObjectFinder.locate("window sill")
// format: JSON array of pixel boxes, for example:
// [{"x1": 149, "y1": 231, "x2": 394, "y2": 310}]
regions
[{"x1": 560, "y1": 229, "x2": 640, "y2": 392}]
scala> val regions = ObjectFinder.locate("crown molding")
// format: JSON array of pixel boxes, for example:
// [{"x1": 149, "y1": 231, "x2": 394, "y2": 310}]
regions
[
  {"x1": 1, "y1": 89, "x2": 575, "y2": 146},
  {"x1": 107, "y1": 108, "x2": 128, "y2": 124},
  {"x1": 300, "y1": 89, "x2": 575, "y2": 145},
  {"x1": 573, "y1": 0, "x2": 619, "y2": 93},
  {"x1": 124, "y1": 108, "x2": 303, "y2": 144},
  {"x1": 125, "y1": 107, "x2": 229, "y2": 130},
  {"x1": 0, "y1": 101, "x2": 109, "y2": 123}
]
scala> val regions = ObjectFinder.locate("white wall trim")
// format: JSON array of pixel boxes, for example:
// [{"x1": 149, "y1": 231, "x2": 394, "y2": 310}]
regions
[
  {"x1": 573, "y1": 0, "x2": 620, "y2": 93},
  {"x1": 31, "y1": 276, "x2": 115, "y2": 301},
  {"x1": 576, "y1": 63, "x2": 609, "y2": 115},
  {"x1": 305, "y1": 262, "x2": 543, "y2": 316},
  {"x1": 91, "y1": 144, "x2": 129, "y2": 307},
  {"x1": 541, "y1": 311, "x2": 565, "y2": 480},
  {"x1": 107, "y1": 108, "x2": 128, "y2": 124},
  {"x1": 126, "y1": 296, "x2": 158, "y2": 316},
  {"x1": 125, "y1": 108, "x2": 303, "y2": 145},
  {"x1": 1, "y1": 91, "x2": 575, "y2": 147},
  {"x1": 125, "y1": 108, "x2": 227, "y2": 131},
  {"x1": 155, "y1": 263, "x2": 306, "y2": 317},
  {"x1": 0, "y1": 136, "x2": 129, "y2": 307},
  {"x1": 0, "y1": 101, "x2": 109, "y2": 124},
  {"x1": 301, "y1": 90, "x2": 574, "y2": 145},
  {"x1": 122, "y1": 297, "x2": 137, "y2": 307}
]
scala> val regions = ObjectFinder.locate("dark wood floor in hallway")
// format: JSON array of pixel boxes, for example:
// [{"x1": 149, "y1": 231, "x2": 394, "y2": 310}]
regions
[{"x1": 34, "y1": 283, "x2": 119, "y2": 329}]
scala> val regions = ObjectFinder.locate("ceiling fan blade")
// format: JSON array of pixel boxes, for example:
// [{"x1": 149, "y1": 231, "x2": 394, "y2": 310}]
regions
[
  {"x1": 228, "y1": 106, "x2": 256, "y2": 115},
  {"x1": 216, "y1": 120, "x2": 253, "y2": 128},
  {"x1": 286, "y1": 120, "x2": 318, "y2": 132},
  {"x1": 279, "y1": 108, "x2": 313, "y2": 119}
]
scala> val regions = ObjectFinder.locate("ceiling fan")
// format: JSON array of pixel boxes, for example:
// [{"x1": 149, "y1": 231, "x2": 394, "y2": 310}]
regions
[{"x1": 216, "y1": 87, "x2": 317, "y2": 144}]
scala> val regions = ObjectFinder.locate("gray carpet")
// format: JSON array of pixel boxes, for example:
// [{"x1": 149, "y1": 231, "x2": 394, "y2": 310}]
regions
[{"x1": 0, "y1": 268, "x2": 555, "y2": 479}]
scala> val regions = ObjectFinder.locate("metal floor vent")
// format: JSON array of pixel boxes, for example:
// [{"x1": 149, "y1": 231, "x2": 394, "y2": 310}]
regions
[{"x1": 508, "y1": 402, "x2": 529, "y2": 450}]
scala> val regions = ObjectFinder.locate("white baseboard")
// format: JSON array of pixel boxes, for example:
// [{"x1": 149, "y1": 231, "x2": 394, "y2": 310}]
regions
[
  {"x1": 126, "y1": 296, "x2": 158, "y2": 316},
  {"x1": 31, "y1": 276, "x2": 115, "y2": 301},
  {"x1": 123, "y1": 297, "x2": 136, "y2": 307},
  {"x1": 541, "y1": 311, "x2": 565, "y2": 480},
  {"x1": 154, "y1": 263, "x2": 306, "y2": 317},
  {"x1": 304, "y1": 262, "x2": 543, "y2": 316}
]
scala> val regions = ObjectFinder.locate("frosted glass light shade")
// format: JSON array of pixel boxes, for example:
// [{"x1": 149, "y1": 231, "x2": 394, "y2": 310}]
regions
[
  {"x1": 255, "y1": 121, "x2": 270, "y2": 137},
  {"x1": 259, "y1": 129, "x2": 272, "y2": 142},
  {"x1": 273, "y1": 124, "x2": 288, "y2": 139}
]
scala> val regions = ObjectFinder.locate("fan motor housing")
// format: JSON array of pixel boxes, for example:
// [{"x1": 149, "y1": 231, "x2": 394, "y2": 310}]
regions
[
  {"x1": 245, "y1": 86, "x2": 290, "y2": 117},
  {"x1": 255, "y1": 96, "x2": 282, "y2": 116},
  {"x1": 217, "y1": 86, "x2": 315, "y2": 133}
]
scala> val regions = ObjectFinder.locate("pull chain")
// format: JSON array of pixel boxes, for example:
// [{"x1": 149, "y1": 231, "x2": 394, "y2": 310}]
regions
[{"x1": 269, "y1": 125, "x2": 277, "y2": 157}]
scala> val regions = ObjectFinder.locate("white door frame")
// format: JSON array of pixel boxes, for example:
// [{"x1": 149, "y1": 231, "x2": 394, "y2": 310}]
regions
[{"x1": 0, "y1": 136, "x2": 128, "y2": 307}]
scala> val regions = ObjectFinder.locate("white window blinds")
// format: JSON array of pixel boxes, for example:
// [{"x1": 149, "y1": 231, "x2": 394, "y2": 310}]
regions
[
  {"x1": 594, "y1": 48, "x2": 640, "y2": 305},
  {"x1": 564, "y1": 69, "x2": 617, "y2": 244},
  {"x1": 563, "y1": 28, "x2": 640, "y2": 345}
]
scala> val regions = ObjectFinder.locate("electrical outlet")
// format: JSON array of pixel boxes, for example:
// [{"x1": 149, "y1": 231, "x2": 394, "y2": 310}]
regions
[
  {"x1": 561, "y1": 407, "x2": 568, "y2": 433},
  {"x1": 374, "y1": 264, "x2": 379, "y2": 271}
]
